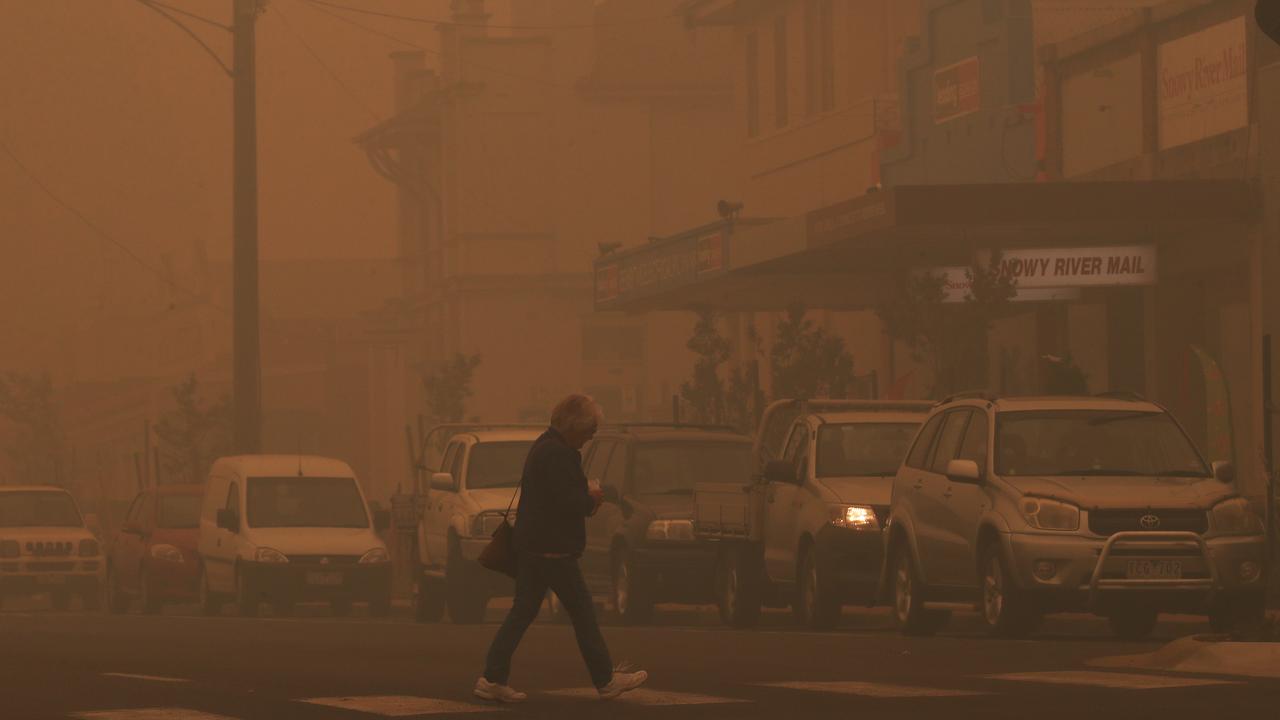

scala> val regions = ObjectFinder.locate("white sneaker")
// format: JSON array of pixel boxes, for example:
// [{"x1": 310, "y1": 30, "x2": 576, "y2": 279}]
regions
[
  {"x1": 473, "y1": 677, "x2": 527, "y2": 704},
  {"x1": 598, "y1": 669, "x2": 648, "y2": 700}
]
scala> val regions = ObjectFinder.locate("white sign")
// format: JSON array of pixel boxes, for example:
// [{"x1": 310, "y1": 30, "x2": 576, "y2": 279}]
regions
[
  {"x1": 997, "y1": 245, "x2": 1157, "y2": 289},
  {"x1": 1157, "y1": 16, "x2": 1249, "y2": 150},
  {"x1": 929, "y1": 267, "x2": 1082, "y2": 304}
]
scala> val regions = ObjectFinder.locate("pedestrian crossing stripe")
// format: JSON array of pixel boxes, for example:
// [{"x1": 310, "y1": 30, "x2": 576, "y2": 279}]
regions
[
  {"x1": 758, "y1": 680, "x2": 987, "y2": 698},
  {"x1": 546, "y1": 688, "x2": 748, "y2": 705},
  {"x1": 301, "y1": 696, "x2": 500, "y2": 716},
  {"x1": 987, "y1": 671, "x2": 1243, "y2": 690},
  {"x1": 101, "y1": 673, "x2": 190, "y2": 683},
  {"x1": 73, "y1": 711, "x2": 237, "y2": 720}
]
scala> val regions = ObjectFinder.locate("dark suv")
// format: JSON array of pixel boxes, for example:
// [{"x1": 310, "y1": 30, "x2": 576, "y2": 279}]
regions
[{"x1": 579, "y1": 425, "x2": 753, "y2": 624}]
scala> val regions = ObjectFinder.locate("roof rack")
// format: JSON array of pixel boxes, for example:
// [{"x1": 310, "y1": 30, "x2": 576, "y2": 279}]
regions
[
  {"x1": 938, "y1": 390, "x2": 998, "y2": 404},
  {"x1": 1096, "y1": 390, "x2": 1147, "y2": 401}
]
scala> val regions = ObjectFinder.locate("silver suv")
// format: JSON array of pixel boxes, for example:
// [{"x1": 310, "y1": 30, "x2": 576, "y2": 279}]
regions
[{"x1": 884, "y1": 394, "x2": 1266, "y2": 639}]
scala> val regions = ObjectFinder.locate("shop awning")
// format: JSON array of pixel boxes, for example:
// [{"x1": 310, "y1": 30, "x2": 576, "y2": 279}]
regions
[{"x1": 592, "y1": 179, "x2": 1258, "y2": 312}]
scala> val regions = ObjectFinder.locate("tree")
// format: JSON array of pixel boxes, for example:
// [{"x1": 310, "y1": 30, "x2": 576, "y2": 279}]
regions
[
  {"x1": 877, "y1": 252, "x2": 1017, "y2": 398},
  {"x1": 769, "y1": 303, "x2": 856, "y2": 400},
  {"x1": 680, "y1": 309, "x2": 731, "y2": 424},
  {"x1": 154, "y1": 374, "x2": 232, "y2": 484},
  {"x1": 0, "y1": 372, "x2": 68, "y2": 486},
  {"x1": 724, "y1": 321, "x2": 767, "y2": 433},
  {"x1": 423, "y1": 353, "x2": 482, "y2": 423}
]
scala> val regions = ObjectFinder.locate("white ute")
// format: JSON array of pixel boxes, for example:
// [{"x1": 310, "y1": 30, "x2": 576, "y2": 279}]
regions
[{"x1": 0, "y1": 485, "x2": 104, "y2": 611}]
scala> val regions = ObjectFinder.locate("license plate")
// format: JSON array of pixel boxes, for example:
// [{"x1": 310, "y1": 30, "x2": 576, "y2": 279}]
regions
[
  {"x1": 1126, "y1": 560, "x2": 1182, "y2": 580},
  {"x1": 306, "y1": 571, "x2": 344, "y2": 587},
  {"x1": 36, "y1": 575, "x2": 67, "y2": 585}
]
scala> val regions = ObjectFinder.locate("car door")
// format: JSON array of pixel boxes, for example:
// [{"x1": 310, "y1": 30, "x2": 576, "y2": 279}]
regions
[
  {"x1": 208, "y1": 480, "x2": 241, "y2": 592},
  {"x1": 764, "y1": 422, "x2": 809, "y2": 583},
  {"x1": 113, "y1": 493, "x2": 145, "y2": 591},
  {"x1": 425, "y1": 442, "x2": 461, "y2": 565},
  {"x1": 914, "y1": 410, "x2": 972, "y2": 586},
  {"x1": 933, "y1": 410, "x2": 990, "y2": 588},
  {"x1": 581, "y1": 439, "x2": 617, "y2": 586}
]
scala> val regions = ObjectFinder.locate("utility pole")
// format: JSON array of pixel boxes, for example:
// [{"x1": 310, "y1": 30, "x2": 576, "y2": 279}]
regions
[{"x1": 232, "y1": 0, "x2": 262, "y2": 453}]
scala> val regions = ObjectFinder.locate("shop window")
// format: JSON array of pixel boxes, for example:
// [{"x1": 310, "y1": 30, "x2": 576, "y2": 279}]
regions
[
  {"x1": 774, "y1": 16, "x2": 789, "y2": 129},
  {"x1": 746, "y1": 32, "x2": 760, "y2": 137}
]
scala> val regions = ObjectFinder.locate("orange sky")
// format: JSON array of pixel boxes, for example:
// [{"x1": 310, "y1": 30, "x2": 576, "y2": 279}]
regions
[{"x1": 0, "y1": 0, "x2": 475, "y2": 373}]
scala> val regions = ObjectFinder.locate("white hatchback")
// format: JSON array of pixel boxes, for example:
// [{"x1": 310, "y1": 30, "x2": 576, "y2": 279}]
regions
[{"x1": 197, "y1": 455, "x2": 391, "y2": 617}]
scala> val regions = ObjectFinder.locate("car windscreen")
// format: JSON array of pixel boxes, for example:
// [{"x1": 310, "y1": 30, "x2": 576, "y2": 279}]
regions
[
  {"x1": 816, "y1": 422, "x2": 921, "y2": 477},
  {"x1": 466, "y1": 442, "x2": 533, "y2": 489},
  {"x1": 630, "y1": 442, "x2": 753, "y2": 495},
  {"x1": 246, "y1": 477, "x2": 369, "y2": 529},
  {"x1": 157, "y1": 495, "x2": 201, "y2": 529},
  {"x1": 0, "y1": 491, "x2": 83, "y2": 528},
  {"x1": 995, "y1": 410, "x2": 1210, "y2": 478}
]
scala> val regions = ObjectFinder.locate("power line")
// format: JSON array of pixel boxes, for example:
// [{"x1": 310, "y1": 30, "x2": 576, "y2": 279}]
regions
[
  {"x1": 304, "y1": 0, "x2": 672, "y2": 31},
  {"x1": 142, "y1": 0, "x2": 232, "y2": 32},
  {"x1": 134, "y1": 0, "x2": 233, "y2": 77},
  {"x1": 0, "y1": 137, "x2": 229, "y2": 315},
  {"x1": 273, "y1": 4, "x2": 382, "y2": 121},
  {"x1": 295, "y1": 0, "x2": 423, "y2": 49}
]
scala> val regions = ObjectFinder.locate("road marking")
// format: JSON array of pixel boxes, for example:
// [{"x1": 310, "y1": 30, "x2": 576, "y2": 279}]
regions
[
  {"x1": 988, "y1": 671, "x2": 1242, "y2": 690},
  {"x1": 301, "y1": 696, "x2": 499, "y2": 716},
  {"x1": 102, "y1": 673, "x2": 190, "y2": 683},
  {"x1": 73, "y1": 710, "x2": 237, "y2": 720},
  {"x1": 758, "y1": 680, "x2": 987, "y2": 698},
  {"x1": 546, "y1": 688, "x2": 748, "y2": 706}
]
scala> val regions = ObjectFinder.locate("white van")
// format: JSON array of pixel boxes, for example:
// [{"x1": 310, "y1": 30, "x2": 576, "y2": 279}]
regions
[{"x1": 196, "y1": 456, "x2": 392, "y2": 617}]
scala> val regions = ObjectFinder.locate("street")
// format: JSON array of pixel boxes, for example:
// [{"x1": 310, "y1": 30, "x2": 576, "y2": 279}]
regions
[{"x1": 3, "y1": 602, "x2": 1276, "y2": 720}]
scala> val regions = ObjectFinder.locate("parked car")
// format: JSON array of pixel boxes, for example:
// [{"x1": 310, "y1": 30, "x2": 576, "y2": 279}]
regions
[
  {"x1": 105, "y1": 484, "x2": 203, "y2": 614},
  {"x1": 0, "y1": 485, "x2": 104, "y2": 611},
  {"x1": 581, "y1": 425, "x2": 753, "y2": 624},
  {"x1": 411, "y1": 429, "x2": 538, "y2": 624},
  {"x1": 694, "y1": 402, "x2": 929, "y2": 628},
  {"x1": 196, "y1": 456, "x2": 392, "y2": 617},
  {"x1": 883, "y1": 393, "x2": 1267, "y2": 639}
]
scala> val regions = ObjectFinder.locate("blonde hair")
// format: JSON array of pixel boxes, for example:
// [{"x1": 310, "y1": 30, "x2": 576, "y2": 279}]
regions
[{"x1": 550, "y1": 394, "x2": 604, "y2": 435}]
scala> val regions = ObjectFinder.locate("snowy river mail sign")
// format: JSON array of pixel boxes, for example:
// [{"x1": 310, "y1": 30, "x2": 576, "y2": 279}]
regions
[{"x1": 998, "y1": 245, "x2": 1157, "y2": 288}]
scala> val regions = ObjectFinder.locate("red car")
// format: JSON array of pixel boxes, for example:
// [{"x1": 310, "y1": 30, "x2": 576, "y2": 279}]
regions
[{"x1": 105, "y1": 484, "x2": 203, "y2": 614}]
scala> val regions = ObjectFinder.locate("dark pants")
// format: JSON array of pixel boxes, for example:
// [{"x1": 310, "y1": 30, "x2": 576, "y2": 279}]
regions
[{"x1": 483, "y1": 552, "x2": 613, "y2": 689}]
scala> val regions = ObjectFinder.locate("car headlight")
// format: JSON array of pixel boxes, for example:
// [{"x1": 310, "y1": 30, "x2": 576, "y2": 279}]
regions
[
  {"x1": 1021, "y1": 498, "x2": 1080, "y2": 531},
  {"x1": 645, "y1": 519, "x2": 695, "y2": 542},
  {"x1": 254, "y1": 547, "x2": 289, "y2": 564},
  {"x1": 150, "y1": 544, "x2": 184, "y2": 563},
  {"x1": 1212, "y1": 498, "x2": 1263, "y2": 535},
  {"x1": 0, "y1": 540, "x2": 19, "y2": 558},
  {"x1": 829, "y1": 505, "x2": 879, "y2": 531},
  {"x1": 79, "y1": 539, "x2": 100, "y2": 557},
  {"x1": 359, "y1": 548, "x2": 390, "y2": 564}
]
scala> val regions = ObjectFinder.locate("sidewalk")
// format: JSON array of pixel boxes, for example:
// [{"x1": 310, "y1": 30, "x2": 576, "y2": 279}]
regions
[{"x1": 1091, "y1": 634, "x2": 1280, "y2": 680}]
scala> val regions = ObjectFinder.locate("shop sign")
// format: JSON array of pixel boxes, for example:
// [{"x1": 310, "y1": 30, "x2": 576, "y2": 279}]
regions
[
  {"x1": 696, "y1": 232, "x2": 724, "y2": 275},
  {"x1": 997, "y1": 245, "x2": 1157, "y2": 288},
  {"x1": 595, "y1": 263, "x2": 619, "y2": 303},
  {"x1": 934, "y1": 56, "x2": 981, "y2": 124},
  {"x1": 595, "y1": 229, "x2": 731, "y2": 306},
  {"x1": 926, "y1": 267, "x2": 1082, "y2": 304},
  {"x1": 1157, "y1": 16, "x2": 1249, "y2": 150}
]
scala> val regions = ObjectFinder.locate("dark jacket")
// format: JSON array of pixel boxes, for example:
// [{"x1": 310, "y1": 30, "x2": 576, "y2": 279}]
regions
[{"x1": 513, "y1": 428, "x2": 596, "y2": 556}]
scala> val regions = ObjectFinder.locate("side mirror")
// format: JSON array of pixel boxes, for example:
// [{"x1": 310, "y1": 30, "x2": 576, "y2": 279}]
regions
[
  {"x1": 430, "y1": 472, "x2": 456, "y2": 491},
  {"x1": 601, "y1": 485, "x2": 621, "y2": 505},
  {"x1": 1212, "y1": 461, "x2": 1236, "y2": 484},
  {"x1": 946, "y1": 459, "x2": 982, "y2": 484},
  {"x1": 373, "y1": 509, "x2": 391, "y2": 532},
  {"x1": 763, "y1": 459, "x2": 799, "y2": 485},
  {"x1": 215, "y1": 508, "x2": 239, "y2": 532}
]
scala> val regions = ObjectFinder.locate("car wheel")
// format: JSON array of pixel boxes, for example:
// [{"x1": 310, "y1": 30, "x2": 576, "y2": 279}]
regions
[
  {"x1": 50, "y1": 590, "x2": 71, "y2": 611},
  {"x1": 198, "y1": 566, "x2": 223, "y2": 617},
  {"x1": 612, "y1": 550, "x2": 653, "y2": 625},
  {"x1": 445, "y1": 546, "x2": 488, "y2": 624},
  {"x1": 413, "y1": 575, "x2": 446, "y2": 623},
  {"x1": 106, "y1": 568, "x2": 130, "y2": 615},
  {"x1": 139, "y1": 569, "x2": 162, "y2": 615},
  {"x1": 1208, "y1": 592, "x2": 1266, "y2": 635},
  {"x1": 980, "y1": 544, "x2": 1039, "y2": 638},
  {"x1": 1108, "y1": 605, "x2": 1159, "y2": 640},
  {"x1": 715, "y1": 546, "x2": 762, "y2": 629},
  {"x1": 892, "y1": 546, "x2": 948, "y2": 636},
  {"x1": 794, "y1": 545, "x2": 841, "y2": 630},
  {"x1": 234, "y1": 565, "x2": 258, "y2": 618}
]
